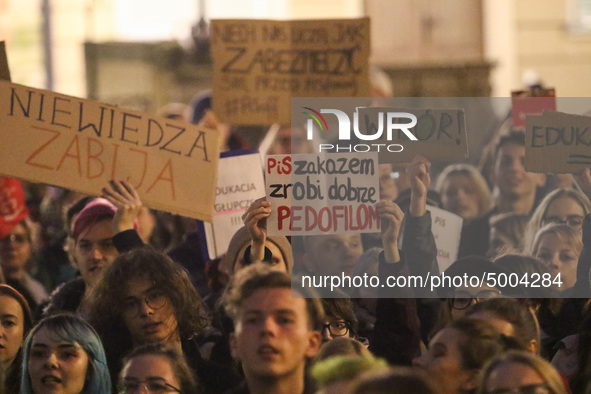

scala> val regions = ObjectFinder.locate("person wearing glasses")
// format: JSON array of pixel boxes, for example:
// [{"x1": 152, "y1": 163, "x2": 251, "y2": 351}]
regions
[
  {"x1": 0, "y1": 219, "x2": 48, "y2": 311},
  {"x1": 86, "y1": 247, "x2": 240, "y2": 394},
  {"x1": 20, "y1": 313, "x2": 111, "y2": 394},
  {"x1": 522, "y1": 188, "x2": 590, "y2": 253},
  {"x1": 478, "y1": 351, "x2": 568, "y2": 394},
  {"x1": 118, "y1": 343, "x2": 198, "y2": 394}
]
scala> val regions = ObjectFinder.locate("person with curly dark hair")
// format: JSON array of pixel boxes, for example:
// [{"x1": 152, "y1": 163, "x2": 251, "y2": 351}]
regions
[{"x1": 85, "y1": 247, "x2": 239, "y2": 393}]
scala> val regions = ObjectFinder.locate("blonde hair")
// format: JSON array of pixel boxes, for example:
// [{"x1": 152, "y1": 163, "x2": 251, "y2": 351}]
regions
[
  {"x1": 436, "y1": 164, "x2": 492, "y2": 218},
  {"x1": 478, "y1": 351, "x2": 567, "y2": 394},
  {"x1": 522, "y1": 188, "x2": 591, "y2": 252},
  {"x1": 528, "y1": 223, "x2": 583, "y2": 257}
]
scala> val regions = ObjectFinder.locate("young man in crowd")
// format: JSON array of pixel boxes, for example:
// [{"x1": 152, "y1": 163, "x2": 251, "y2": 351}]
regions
[
  {"x1": 42, "y1": 180, "x2": 141, "y2": 316},
  {"x1": 224, "y1": 266, "x2": 324, "y2": 394},
  {"x1": 459, "y1": 131, "x2": 545, "y2": 257}
]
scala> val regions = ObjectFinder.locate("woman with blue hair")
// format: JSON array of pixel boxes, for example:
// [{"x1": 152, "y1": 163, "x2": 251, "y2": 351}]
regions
[{"x1": 20, "y1": 313, "x2": 111, "y2": 394}]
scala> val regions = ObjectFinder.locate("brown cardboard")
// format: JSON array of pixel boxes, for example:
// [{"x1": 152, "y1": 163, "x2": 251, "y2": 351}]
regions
[
  {"x1": 525, "y1": 110, "x2": 591, "y2": 174},
  {"x1": 356, "y1": 107, "x2": 468, "y2": 163},
  {"x1": 0, "y1": 42, "x2": 11, "y2": 82},
  {"x1": 210, "y1": 18, "x2": 370, "y2": 125},
  {"x1": 0, "y1": 80, "x2": 220, "y2": 221}
]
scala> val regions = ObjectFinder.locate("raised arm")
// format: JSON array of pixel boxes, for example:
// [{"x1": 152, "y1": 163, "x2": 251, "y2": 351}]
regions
[{"x1": 241, "y1": 198, "x2": 271, "y2": 263}]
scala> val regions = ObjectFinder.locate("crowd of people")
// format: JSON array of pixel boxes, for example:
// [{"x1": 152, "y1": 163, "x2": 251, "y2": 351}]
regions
[{"x1": 1, "y1": 81, "x2": 591, "y2": 394}]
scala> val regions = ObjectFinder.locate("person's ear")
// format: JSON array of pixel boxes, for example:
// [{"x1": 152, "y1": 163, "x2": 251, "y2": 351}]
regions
[
  {"x1": 304, "y1": 331, "x2": 322, "y2": 358},
  {"x1": 528, "y1": 339, "x2": 539, "y2": 354}
]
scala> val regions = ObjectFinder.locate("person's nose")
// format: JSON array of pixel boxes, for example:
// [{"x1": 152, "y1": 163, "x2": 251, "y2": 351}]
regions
[
  {"x1": 412, "y1": 354, "x2": 426, "y2": 368},
  {"x1": 550, "y1": 254, "x2": 561, "y2": 271},
  {"x1": 43, "y1": 352, "x2": 59, "y2": 370},
  {"x1": 321, "y1": 326, "x2": 333, "y2": 342},
  {"x1": 92, "y1": 244, "x2": 105, "y2": 260},
  {"x1": 138, "y1": 298, "x2": 154, "y2": 316},
  {"x1": 260, "y1": 317, "x2": 278, "y2": 336}
]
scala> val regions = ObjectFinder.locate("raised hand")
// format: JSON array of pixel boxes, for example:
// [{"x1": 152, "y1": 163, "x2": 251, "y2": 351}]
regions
[
  {"x1": 376, "y1": 200, "x2": 404, "y2": 263},
  {"x1": 406, "y1": 155, "x2": 431, "y2": 217},
  {"x1": 242, "y1": 198, "x2": 271, "y2": 262},
  {"x1": 101, "y1": 180, "x2": 142, "y2": 233}
]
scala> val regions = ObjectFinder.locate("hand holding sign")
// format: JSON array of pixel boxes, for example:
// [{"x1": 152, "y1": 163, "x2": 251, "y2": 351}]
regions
[
  {"x1": 102, "y1": 180, "x2": 142, "y2": 233},
  {"x1": 242, "y1": 198, "x2": 271, "y2": 263},
  {"x1": 377, "y1": 200, "x2": 404, "y2": 264}
]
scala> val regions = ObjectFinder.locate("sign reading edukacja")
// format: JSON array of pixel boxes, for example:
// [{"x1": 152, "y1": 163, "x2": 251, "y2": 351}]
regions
[
  {"x1": 0, "y1": 81, "x2": 220, "y2": 222},
  {"x1": 211, "y1": 18, "x2": 370, "y2": 125}
]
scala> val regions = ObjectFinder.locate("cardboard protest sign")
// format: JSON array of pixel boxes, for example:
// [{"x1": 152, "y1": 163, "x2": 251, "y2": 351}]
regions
[
  {"x1": 355, "y1": 107, "x2": 468, "y2": 163},
  {"x1": 0, "y1": 177, "x2": 29, "y2": 239},
  {"x1": 0, "y1": 80, "x2": 220, "y2": 221},
  {"x1": 0, "y1": 42, "x2": 10, "y2": 82},
  {"x1": 265, "y1": 152, "x2": 380, "y2": 236},
  {"x1": 525, "y1": 110, "x2": 591, "y2": 174},
  {"x1": 428, "y1": 206, "x2": 463, "y2": 272},
  {"x1": 511, "y1": 88, "x2": 556, "y2": 130},
  {"x1": 211, "y1": 18, "x2": 370, "y2": 125},
  {"x1": 203, "y1": 150, "x2": 265, "y2": 259}
]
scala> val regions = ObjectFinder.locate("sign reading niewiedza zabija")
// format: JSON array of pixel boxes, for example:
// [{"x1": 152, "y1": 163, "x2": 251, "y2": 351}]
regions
[
  {"x1": 210, "y1": 18, "x2": 370, "y2": 125},
  {"x1": 0, "y1": 81, "x2": 220, "y2": 222}
]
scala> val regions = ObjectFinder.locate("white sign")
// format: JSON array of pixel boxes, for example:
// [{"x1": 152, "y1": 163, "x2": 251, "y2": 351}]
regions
[
  {"x1": 429, "y1": 206, "x2": 463, "y2": 272},
  {"x1": 265, "y1": 152, "x2": 380, "y2": 236},
  {"x1": 204, "y1": 151, "x2": 265, "y2": 259}
]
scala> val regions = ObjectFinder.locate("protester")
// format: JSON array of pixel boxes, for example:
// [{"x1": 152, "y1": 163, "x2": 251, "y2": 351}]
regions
[
  {"x1": 0, "y1": 219, "x2": 48, "y2": 311},
  {"x1": 85, "y1": 247, "x2": 238, "y2": 393},
  {"x1": 478, "y1": 351, "x2": 568, "y2": 394},
  {"x1": 223, "y1": 265, "x2": 324, "y2": 394},
  {"x1": 43, "y1": 181, "x2": 141, "y2": 316},
  {"x1": 118, "y1": 342, "x2": 199, "y2": 394},
  {"x1": 350, "y1": 367, "x2": 437, "y2": 394},
  {"x1": 487, "y1": 212, "x2": 529, "y2": 258},
  {"x1": 436, "y1": 163, "x2": 492, "y2": 222},
  {"x1": 311, "y1": 354, "x2": 388, "y2": 394},
  {"x1": 20, "y1": 313, "x2": 111, "y2": 394},
  {"x1": 529, "y1": 223, "x2": 582, "y2": 293},
  {"x1": 413, "y1": 318, "x2": 522, "y2": 394},
  {"x1": 459, "y1": 131, "x2": 546, "y2": 258},
  {"x1": 522, "y1": 188, "x2": 591, "y2": 253},
  {"x1": 464, "y1": 297, "x2": 541, "y2": 354},
  {"x1": 0, "y1": 284, "x2": 33, "y2": 393}
]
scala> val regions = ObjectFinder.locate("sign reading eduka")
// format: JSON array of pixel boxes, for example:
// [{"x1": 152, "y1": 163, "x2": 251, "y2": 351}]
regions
[
  {"x1": 265, "y1": 152, "x2": 380, "y2": 236},
  {"x1": 0, "y1": 81, "x2": 220, "y2": 221}
]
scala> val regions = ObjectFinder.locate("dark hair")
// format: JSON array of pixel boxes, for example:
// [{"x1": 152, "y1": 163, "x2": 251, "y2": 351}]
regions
[
  {"x1": 321, "y1": 297, "x2": 359, "y2": 335},
  {"x1": 223, "y1": 265, "x2": 325, "y2": 331},
  {"x1": 20, "y1": 313, "x2": 111, "y2": 394},
  {"x1": 494, "y1": 130, "x2": 525, "y2": 157},
  {"x1": 448, "y1": 318, "x2": 523, "y2": 371},
  {"x1": 351, "y1": 367, "x2": 437, "y2": 394},
  {"x1": 0, "y1": 285, "x2": 33, "y2": 393},
  {"x1": 464, "y1": 298, "x2": 540, "y2": 353},
  {"x1": 86, "y1": 247, "x2": 209, "y2": 380},
  {"x1": 120, "y1": 343, "x2": 199, "y2": 394}
]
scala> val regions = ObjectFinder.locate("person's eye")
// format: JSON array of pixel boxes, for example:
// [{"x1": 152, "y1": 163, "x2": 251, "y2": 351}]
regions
[
  {"x1": 78, "y1": 242, "x2": 91, "y2": 251},
  {"x1": 278, "y1": 316, "x2": 294, "y2": 325},
  {"x1": 123, "y1": 382, "x2": 139, "y2": 390},
  {"x1": 2, "y1": 319, "x2": 16, "y2": 328},
  {"x1": 537, "y1": 253, "x2": 550, "y2": 262},
  {"x1": 147, "y1": 290, "x2": 165, "y2": 301},
  {"x1": 30, "y1": 350, "x2": 46, "y2": 358},
  {"x1": 244, "y1": 316, "x2": 260, "y2": 325},
  {"x1": 59, "y1": 351, "x2": 78, "y2": 360},
  {"x1": 561, "y1": 253, "x2": 576, "y2": 262},
  {"x1": 99, "y1": 239, "x2": 115, "y2": 250},
  {"x1": 333, "y1": 322, "x2": 347, "y2": 329}
]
